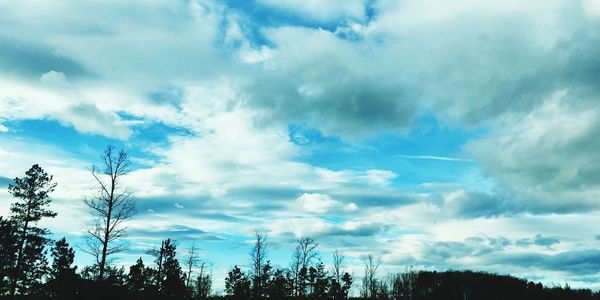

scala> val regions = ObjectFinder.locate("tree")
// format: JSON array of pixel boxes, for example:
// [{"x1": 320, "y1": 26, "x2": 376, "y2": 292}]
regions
[
  {"x1": 309, "y1": 261, "x2": 330, "y2": 300},
  {"x1": 158, "y1": 239, "x2": 186, "y2": 297},
  {"x1": 250, "y1": 232, "x2": 267, "y2": 299},
  {"x1": 0, "y1": 217, "x2": 17, "y2": 295},
  {"x1": 194, "y1": 265, "x2": 212, "y2": 299},
  {"x1": 291, "y1": 237, "x2": 319, "y2": 297},
  {"x1": 268, "y1": 268, "x2": 293, "y2": 299},
  {"x1": 361, "y1": 255, "x2": 382, "y2": 300},
  {"x1": 147, "y1": 240, "x2": 167, "y2": 289},
  {"x1": 47, "y1": 238, "x2": 79, "y2": 297},
  {"x1": 127, "y1": 258, "x2": 152, "y2": 295},
  {"x1": 340, "y1": 272, "x2": 352, "y2": 300},
  {"x1": 331, "y1": 251, "x2": 346, "y2": 283},
  {"x1": 330, "y1": 251, "x2": 351, "y2": 300},
  {"x1": 185, "y1": 242, "x2": 201, "y2": 288},
  {"x1": 225, "y1": 266, "x2": 251, "y2": 300},
  {"x1": 84, "y1": 145, "x2": 135, "y2": 282},
  {"x1": 7, "y1": 164, "x2": 57, "y2": 296}
]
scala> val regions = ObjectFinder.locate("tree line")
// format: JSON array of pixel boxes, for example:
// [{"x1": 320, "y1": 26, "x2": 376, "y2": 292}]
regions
[{"x1": 1, "y1": 145, "x2": 600, "y2": 300}]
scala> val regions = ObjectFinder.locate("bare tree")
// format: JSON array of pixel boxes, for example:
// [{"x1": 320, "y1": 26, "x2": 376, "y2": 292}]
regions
[
  {"x1": 195, "y1": 260, "x2": 212, "y2": 298},
  {"x1": 83, "y1": 145, "x2": 135, "y2": 282},
  {"x1": 290, "y1": 237, "x2": 319, "y2": 296},
  {"x1": 331, "y1": 250, "x2": 346, "y2": 283},
  {"x1": 250, "y1": 232, "x2": 267, "y2": 298},
  {"x1": 185, "y1": 242, "x2": 201, "y2": 287},
  {"x1": 361, "y1": 254, "x2": 382, "y2": 299}
]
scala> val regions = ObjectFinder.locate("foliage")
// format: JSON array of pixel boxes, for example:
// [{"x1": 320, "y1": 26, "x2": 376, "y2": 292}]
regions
[
  {"x1": 7, "y1": 164, "x2": 56, "y2": 296},
  {"x1": 46, "y1": 238, "x2": 79, "y2": 298},
  {"x1": 225, "y1": 266, "x2": 251, "y2": 300}
]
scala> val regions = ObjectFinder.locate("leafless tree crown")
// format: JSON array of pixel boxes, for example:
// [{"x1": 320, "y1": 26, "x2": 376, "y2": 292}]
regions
[{"x1": 83, "y1": 145, "x2": 135, "y2": 281}]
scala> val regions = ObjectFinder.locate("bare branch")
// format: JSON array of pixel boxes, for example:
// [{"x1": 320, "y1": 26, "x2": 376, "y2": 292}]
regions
[{"x1": 83, "y1": 145, "x2": 136, "y2": 282}]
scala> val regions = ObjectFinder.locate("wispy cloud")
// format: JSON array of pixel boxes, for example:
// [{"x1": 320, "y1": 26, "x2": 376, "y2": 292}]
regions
[{"x1": 398, "y1": 155, "x2": 473, "y2": 162}]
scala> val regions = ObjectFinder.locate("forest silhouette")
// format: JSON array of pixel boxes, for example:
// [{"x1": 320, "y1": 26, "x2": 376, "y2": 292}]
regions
[{"x1": 0, "y1": 145, "x2": 598, "y2": 300}]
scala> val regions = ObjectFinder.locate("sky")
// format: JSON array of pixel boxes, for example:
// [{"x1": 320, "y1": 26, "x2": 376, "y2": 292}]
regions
[{"x1": 1, "y1": 0, "x2": 600, "y2": 293}]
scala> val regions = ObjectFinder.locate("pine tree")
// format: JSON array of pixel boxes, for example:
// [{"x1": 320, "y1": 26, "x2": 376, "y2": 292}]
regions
[
  {"x1": 0, "y1": 217, "x2": 17, "y2": 295},
  {"x1": 225, "y1": 266, "x2": 251, "y2": 300},
  {"x1": 158, "y1": 239, "x2": 186, "y2": 298},
  {"x1": 7, "y1": 164, "x2": 57, "y2": 295},
  {"x1": 127, "y1": 258, "x2": 148, "y2": 295},
  {"x1": 309, "y1": 261, "x2": 330, "y2": 300},
  {"x1": 268, "y1": 268, "x2": 293, "y2": 299},
  {"x1": 47, "y1": 238, "x2": 78, "y2": 298}
]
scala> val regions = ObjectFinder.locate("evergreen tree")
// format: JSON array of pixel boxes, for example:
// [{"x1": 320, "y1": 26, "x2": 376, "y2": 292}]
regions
[
  {"x1": 340, "y1": 272, "x2": 352, "y2": 300},
  {"x1": 253, "y1": 260, "x2": 272, "y2": 299},
  {"x1": 309, "y1": 261, "x2": 330, "y2": 300},
  {"x1": 7, "y1": 164, "x2": 57, "y2": 295},
  {"x1": 47, "y1": 238, "x2": 78, "y2": 298},
  {"x1": 225, "y1": 266, "x2": 251, "y2": 300},
  {"x1": 158, "y1": 239, "x2": 187, "y2": 298},
  {"x1": 128, "y1": 258, "x2": 151, "y2": 295},
  {"x1": 268, "y1": 268, "x2": 293, "y2": 299},
  {"x1": 0, "y1": 217, "x2": 17, "y2": 295}
]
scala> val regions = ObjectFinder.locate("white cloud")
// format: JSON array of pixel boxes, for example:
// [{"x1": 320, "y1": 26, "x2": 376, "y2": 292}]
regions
[
  {"x1": 40, "y1": 70, "x2": 67, "y2": 85},
  {"x1": 297, "y1": 193, "x2": 337, "y2": 214},
  {"x1": 362, "y1": 169, "x2": 397, "y2": 186},
  {"x1": 466, "y1": 95, "x2": 600, "y2": 213},
  {"x1": 59, "y1": 103, "x2": 132, "y2": 140},
  {"x1": 582, "y1": 0, "x2": 600, "y2": 19},
  {"x1": 0, "y1": 0, "x2": 599, "y2": 289},
  {"x1": 296, "y1": 192, "x2": 357, "y2": 214}
]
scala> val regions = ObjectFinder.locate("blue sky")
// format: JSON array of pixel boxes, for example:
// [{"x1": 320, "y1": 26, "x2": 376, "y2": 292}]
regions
[{"x1": 2, "y1": 0, "x2": 600, "y2": 293}]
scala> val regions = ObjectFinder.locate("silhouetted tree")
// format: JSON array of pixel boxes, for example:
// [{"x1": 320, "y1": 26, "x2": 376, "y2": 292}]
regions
[
  {"x1": 340, "y1": 272, "x2": 352, "y2": 300},
  {"x1": 194, "y1": 264, "x2": 212, "y2": 299},
  {"x1": 331, "y1": 251, "x2": 345, "y2": 284},
  {"x1": 185, "y1": 242, "x2": 201, "y2": 288},
  {"x1": 308, "y1": 261, "x2": 330, "y2": 300},
  {"x1": 47, "y1": 237, "x2": 79, "y2": 298},
  {"x1": 390, "y1": 266, "x2": 416, "y2": 300},
  {"x1": 361, "y1": 255, "x2": 382, "y2": 300},
  {"x1": 84, "y1": 145, "x2": 135, "y2": 283},
  {"x1": 250, "y1": 232, "x2": 268, "y2": 299},
  {"x1": 330, "y1": 250, "x2": 352, "y2": 300},
  {"x1": 0, "y1": 217, "x2": 17, "y2": 295},
  {"x1": 7, "y1": 164, "x2": 57, "y2": 296},
  {"x1": 158, "y1": 239, "x2": 186, "y2": 298},
  {"x1": 147, "y1": 239, "x2": 168, "y2": 289},
  {"x1": 268, "y1": 268, "x2": 293, "y2": 299},
  {"x1": 225, "y1": 266, "x2": 251, "y2": 300},
  {"x1": 128, "y1": 257, "x2": 153, "y2": 296},
  {"x1": 104, "y1": 265, "x2": 128, "y2": 295},
  {"x1": 291, "y1": 237, "x2": 319, "y2": 297}
]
